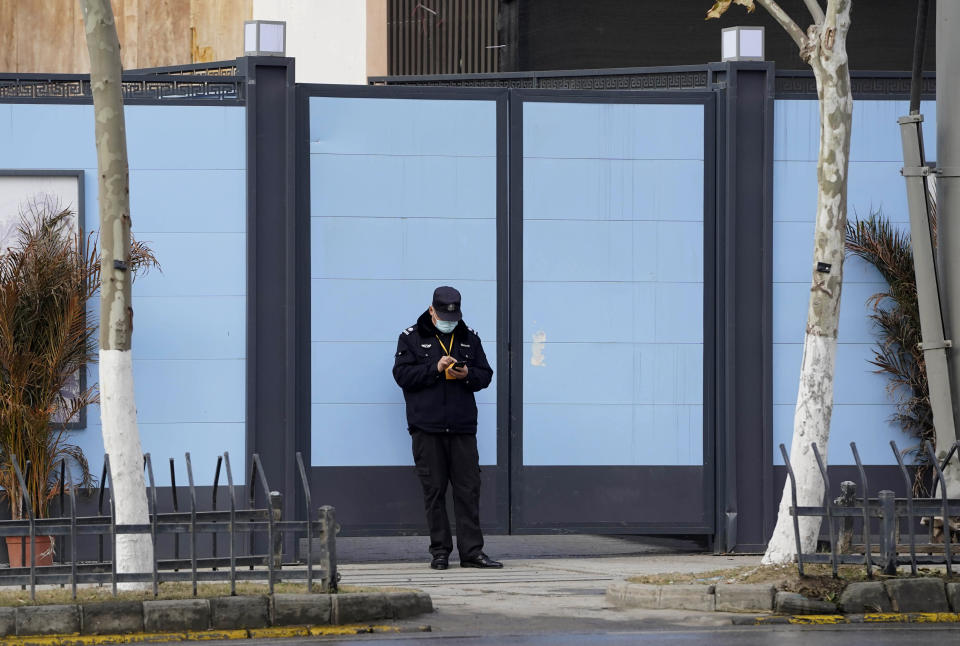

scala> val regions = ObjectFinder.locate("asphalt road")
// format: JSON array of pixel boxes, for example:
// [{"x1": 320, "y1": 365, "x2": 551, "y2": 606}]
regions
[{"x1": 236, "y1": 626, "x2": 960, "y2": 646}]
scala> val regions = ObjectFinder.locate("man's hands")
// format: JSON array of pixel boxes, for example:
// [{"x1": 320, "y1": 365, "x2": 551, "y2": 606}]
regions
[
  {"x1": 437, "y1": 356, "x2": 456, "y2": 373},
  {"x1": 437, "y1": 356, "x2": 468, "y2": 379}
]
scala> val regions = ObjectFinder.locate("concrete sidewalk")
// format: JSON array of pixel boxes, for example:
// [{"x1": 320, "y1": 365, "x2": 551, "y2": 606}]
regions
[{"x1": 336, "y1": 535, "x2": 762, "y2": 634}]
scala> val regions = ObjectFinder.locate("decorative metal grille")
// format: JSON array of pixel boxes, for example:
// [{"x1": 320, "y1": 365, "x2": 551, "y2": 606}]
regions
[
  {"x1": 128, "y1": 63, "x2": 241, "y2": 77},
  {"x1": 775, "y1": 72, "x2": 936, "y2": 98},
  {"x1": 0, "y1": 75, "x2": 245, "y2": 103},
  {"x1": 371, "y1": 69, "x2": 710, "y2": 91}
]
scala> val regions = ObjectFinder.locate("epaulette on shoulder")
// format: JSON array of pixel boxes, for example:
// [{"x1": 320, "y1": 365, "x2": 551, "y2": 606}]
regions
[
  {"x1": 468, "y1": 326, "x2": 477, "y2": 335},
  {"x1": 402, "y1": 325, "x2": 415, "y2": 336}
]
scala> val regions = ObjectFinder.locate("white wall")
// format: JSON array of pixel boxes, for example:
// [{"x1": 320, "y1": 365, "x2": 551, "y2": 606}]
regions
[{"x1": 253, "y1": 0, "x2": 367, "y2": 84}]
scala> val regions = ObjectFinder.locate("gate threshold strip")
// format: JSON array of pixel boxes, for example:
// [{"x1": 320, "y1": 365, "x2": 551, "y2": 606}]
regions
[
  {"x1": 734, "y1": 613, "x2": 960, "y2": 625},
  {"x1": 0, "y1": 625, "x2": 432, "y2": 646}
]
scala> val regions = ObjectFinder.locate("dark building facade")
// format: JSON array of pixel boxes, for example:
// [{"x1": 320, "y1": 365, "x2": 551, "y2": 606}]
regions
[
  {"x1": 501, "y1": 0, "x2": 937, "y2": 73},
  {"x1": 387, "y1": 0, "x2": 937, "y2": 76}
]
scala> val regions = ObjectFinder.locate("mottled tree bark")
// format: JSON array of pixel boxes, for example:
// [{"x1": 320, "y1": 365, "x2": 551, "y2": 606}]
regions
[
  {"x1": 708, "y1": 0, "x2": 855, "y2": 563},
  {"x1": 79, "y1": 0, "x2": 152, "y2": 586},
  {"x1": 762, "y1": 0, "x2": 853, "y2": 564}
]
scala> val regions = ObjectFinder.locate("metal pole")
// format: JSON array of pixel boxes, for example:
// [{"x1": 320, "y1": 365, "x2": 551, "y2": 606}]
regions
[
  {"x1": 939, "y1": 0, "x2": 960, "y2": 445},
  {"x1": 910, "y1": 0, "x2": 931, "y2": 115},
  {"x1": 900, "y1": 114, "x2": 957, "y2": 470},
  {"x1": 879, "y1": 490, "x2": 897, "y2": 576}
]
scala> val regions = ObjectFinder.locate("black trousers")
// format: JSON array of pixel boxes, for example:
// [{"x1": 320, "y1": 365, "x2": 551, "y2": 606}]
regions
[{"x1": 411, "y1": 431, "x2": 484, "y2": 559}]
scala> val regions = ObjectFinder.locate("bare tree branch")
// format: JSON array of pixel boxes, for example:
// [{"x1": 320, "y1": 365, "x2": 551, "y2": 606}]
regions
[
  {"x1": 803, "y1": 0, "x2": 826, "y2": 24},
  {"x1": 755, "y1": 0, "x2": 807, "y2": 50}
]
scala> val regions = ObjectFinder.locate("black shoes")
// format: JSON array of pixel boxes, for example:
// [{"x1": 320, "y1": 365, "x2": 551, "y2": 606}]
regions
[
  {"x1": 431, "y1": 552, "x2": 503, "y2": 569},
  {"x1": 460, "y1": 552, "x2": 503, "y2": 569}
]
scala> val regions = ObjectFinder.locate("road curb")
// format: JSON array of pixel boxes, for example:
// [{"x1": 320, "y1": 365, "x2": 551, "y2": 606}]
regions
[
  {"x1": 611, "y1": 577, "x2": 960, "y2": 617},
  {"x1": 732, "y1": 612, "x2": 960, "y2": 625},
  {"x1": 0, "y1": 624, "x2": 432, "y2": 645},
  {"x1": 0, "y1": 592, "x2": 433, "y2": 638}
]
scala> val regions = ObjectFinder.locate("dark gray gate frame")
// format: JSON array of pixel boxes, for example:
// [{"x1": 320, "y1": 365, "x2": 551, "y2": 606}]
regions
[
  {"x1": 507, "y1": 89, "x2": 718, "y2": 535},
  {"x1": 294, "y1": 83, "x2": 512, "y2": 535},
  {"x1": 707, "y1": 62, "x2": 777, "y2": 553},
  {"x1": 368, "y1": 63, "x2": 941, "y2": 550}
]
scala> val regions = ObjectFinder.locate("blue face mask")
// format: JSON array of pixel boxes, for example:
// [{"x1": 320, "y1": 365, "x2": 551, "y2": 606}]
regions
[{"x1": 435, "y1": 319, "x2": 457, "y2": 334}]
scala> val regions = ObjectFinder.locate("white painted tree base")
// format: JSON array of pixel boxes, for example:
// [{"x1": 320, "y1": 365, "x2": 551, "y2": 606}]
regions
[
  {"x1": 763, "y1": 332, "x2": 836, "y2": 565},
  {"x1": 100, "y1": 349, "x2": 153, "y2": 589}
]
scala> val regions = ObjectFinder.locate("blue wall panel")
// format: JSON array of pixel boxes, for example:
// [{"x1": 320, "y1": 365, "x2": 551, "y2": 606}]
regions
[
  {"x1": 773, "y1": 99, "x2": 935, "y2": 465},
  {"x1": 1, "y1": 103, "x2": 246, "y2": 485},
  {"x1": 309, "y1": 96, "x2": 498, "y2": 467},
  {"x1": 522, "y1": 101, "x2": 705, "y2": 466}
]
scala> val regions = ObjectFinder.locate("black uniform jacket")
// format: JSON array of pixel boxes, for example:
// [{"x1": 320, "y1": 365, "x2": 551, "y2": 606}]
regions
[{"x1": 392, "y1": 310, "x2": 493, "y2": 434}]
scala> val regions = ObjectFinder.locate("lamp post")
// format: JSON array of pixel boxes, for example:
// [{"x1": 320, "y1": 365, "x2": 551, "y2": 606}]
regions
[
  {"x1": 244, "y1": 20, "x2": 287, "y2": 57},
  {"x1": 721, "y1": 26, "x2": 765, "y2": 62}
]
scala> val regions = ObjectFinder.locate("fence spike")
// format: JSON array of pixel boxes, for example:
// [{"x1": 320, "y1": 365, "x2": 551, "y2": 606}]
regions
[{"x1": 890, "y1": 441, "x2": 917, "y2": 575}]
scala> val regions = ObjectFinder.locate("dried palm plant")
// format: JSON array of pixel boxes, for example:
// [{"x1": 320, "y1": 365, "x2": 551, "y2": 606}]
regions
[
  {"x1": 0, "y1": 196, "x2": 158, "y2": 518},
  {"x1": 845, "y1": 210, "x2": 933, "y2": 494}
]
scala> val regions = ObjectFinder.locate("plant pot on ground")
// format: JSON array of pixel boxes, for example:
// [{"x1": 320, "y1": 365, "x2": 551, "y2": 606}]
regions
[{"x1": 5, "y1": 535, "x2": 54, "y2": 567}]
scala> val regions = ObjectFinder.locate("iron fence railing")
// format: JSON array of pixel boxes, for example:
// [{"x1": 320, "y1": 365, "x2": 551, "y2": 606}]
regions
[
  {"x1": 0, "y1": 452, "x2": 337, "y2": 600},
  {"x1": 783, "y1": 439, "x2": 960, "y2": 578}
]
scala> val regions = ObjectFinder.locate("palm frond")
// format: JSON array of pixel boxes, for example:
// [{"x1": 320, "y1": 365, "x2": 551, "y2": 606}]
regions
[
  {"x1": 0, "y1": 196, "x2": 156, "y2": 517},
  {"x1": 846, "y1": 209, "x2": 933, "y2": 494}
]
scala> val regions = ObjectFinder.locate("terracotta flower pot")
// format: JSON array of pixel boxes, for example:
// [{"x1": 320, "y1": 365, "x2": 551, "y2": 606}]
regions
[{"x1": 5, "y1": 535, "x2": 54, "y2": 567}]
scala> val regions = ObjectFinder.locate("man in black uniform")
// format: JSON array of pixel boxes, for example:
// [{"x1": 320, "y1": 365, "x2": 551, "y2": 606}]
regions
[{"x1": 392, "y1": 286, "x2": 503, "y2": 570}]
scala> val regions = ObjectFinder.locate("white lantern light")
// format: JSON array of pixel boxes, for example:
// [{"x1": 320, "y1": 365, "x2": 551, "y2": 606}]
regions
[
  {"x1": 721, "y1": 26, "x2": 765, "y2": 62},
  {"x1": 244, "y1": 20, "x2": 287, "y2": 57}
]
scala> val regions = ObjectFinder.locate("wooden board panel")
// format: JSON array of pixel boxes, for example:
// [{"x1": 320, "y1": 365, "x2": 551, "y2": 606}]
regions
[
  {"x1": 118, "y1": 0, "x2": 140, "y2": 69},
  {"x1": 6, "y1": 0, "x2": 250, "y2": 73},
  {"x1": 71, "y1": 0, "x2": 91, "y2": 74},
  {"x1": 66, "y1": 0, "x2": 134, "y2": 74},
  {"x1": 0, "y1": 0, "x2": 17, "y2": 72},
  {"x1": 191, "y1": 0, "x2": 250, "y2": 63},
  {"x1": 16, "y1": 0, "x2": 77, "y2": 73},
  {"x1": 139, "y1": 0, "x2": 192, "y2": 68},
  {"x1": 214, "y1": 0, "x2": 251, "y2": 62}
]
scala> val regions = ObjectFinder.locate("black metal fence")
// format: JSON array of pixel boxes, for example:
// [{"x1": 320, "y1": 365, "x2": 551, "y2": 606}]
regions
[
  {"x1": 0, "y1": 452, "x2": 337, "y2": 600},
  {"x1": 783, "y1": 440, "x2": 960, "y2": 578}
]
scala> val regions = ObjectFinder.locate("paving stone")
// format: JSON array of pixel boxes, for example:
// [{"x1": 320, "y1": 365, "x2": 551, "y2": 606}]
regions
[
  {"x1": 272, "y1": 594, "x2": 332, "y2": 625},
  {"x1": 775, "y1": 591, "x2": 838, "y2": 615},
  {"x1": 839, "y1": 582, "x2": 892, "y2": 614},
  {"x1": 332, "y1": 593, "x2": 390, "y2": 624},
  {"x1": 715, "y1": 584, "x2": 776, "y2": 612},
  {"x1": 947, "y1": 583, "x2": 960, "y2": 612},
  {"x1": 384, "y1": 592, "x2": 433, "y2": 619},
  {"x1": 0, "y1": 607, "x2": 15, "y2": 637},
  {"x1": 884, "y1": 578, "x2": 948, "y2": 613},
  {"x1": 81, "y1": 601, "x2": 144, "y2": 634},
  {"x1": 16, "y1": 605, "x2": 80, "y2": 636},
  {"x1": 659, "y1": 585, "x2": 715, "y2": 611},
  {"x1": 605, "y1": 583, "x2": 659, "y2": 609},
  {"x1": 209, "y1": 596, "x2": 270, "y2": 629},
  {"x1": 143, "y1": 599, "x2": 210, "y2": 632}
]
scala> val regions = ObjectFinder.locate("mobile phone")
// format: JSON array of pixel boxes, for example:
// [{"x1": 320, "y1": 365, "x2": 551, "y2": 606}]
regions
[{"x1": 453, "y1": 361, "x2": 466, "y2": 369}]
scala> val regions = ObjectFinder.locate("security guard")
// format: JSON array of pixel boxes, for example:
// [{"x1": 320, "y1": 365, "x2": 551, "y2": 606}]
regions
[{"x1": 392, "y1": 286, "x2": 502, "y2": 570}]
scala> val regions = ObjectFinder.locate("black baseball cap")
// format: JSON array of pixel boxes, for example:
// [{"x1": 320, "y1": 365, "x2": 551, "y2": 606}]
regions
[{"x1": 432, "y1": 286, "x2": 462, "y2": 322}]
